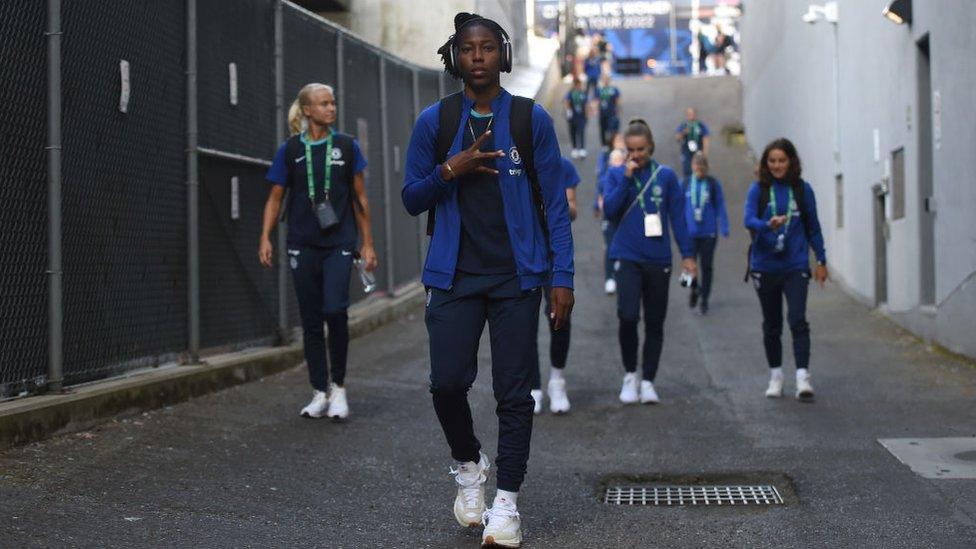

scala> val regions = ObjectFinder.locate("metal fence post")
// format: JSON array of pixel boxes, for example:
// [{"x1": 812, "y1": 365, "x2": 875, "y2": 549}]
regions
[
  {"x1": 379, "y1": 58, "x2": 395, "y2": 295},
  {"x1": 273, "y1": 0, "x2": 289, "y2": 345},
  {"x1": 336, "y1": 34, "x2": 345, "y2": 134},
  {"x1": 186, "y1": 0, "x2": 200, "y2": 363},
  {"x1": 46, "y1": 0, "x2": 63, "y2": 393}
]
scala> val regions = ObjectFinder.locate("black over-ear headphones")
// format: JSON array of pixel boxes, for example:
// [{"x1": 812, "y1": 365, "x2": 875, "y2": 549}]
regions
[{"x1": 448, "y1": 19, "x2": 513, "y2": 75}]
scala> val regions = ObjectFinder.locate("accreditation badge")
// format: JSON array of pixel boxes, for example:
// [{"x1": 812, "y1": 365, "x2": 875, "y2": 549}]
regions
[
  {"x1": 694, "y1": 208, "x2": 703, "y2": 223},
  {"x1": 644, "y1": 213, "x2": 663, "y2": 237},
  {"x1": 687, "y1": 140, "x2": 699, "y2": 153}
]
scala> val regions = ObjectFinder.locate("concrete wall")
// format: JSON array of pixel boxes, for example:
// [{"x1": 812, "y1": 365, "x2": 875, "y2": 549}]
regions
[
  {"x1": 740, "y1": 0, "x2": 976, "y2": 358},
  {"x1": 322, "y1": 0, "x2": 528, "y2": 69}
]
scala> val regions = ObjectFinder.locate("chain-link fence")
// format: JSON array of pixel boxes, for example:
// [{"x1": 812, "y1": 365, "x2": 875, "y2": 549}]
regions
[{"x1": 0, "y1": 0, "x2": 445, "y2": 398}]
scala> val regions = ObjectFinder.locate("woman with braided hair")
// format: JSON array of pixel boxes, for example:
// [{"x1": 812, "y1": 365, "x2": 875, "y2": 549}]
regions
[{"x1": 402, "y1": 12, "x2": 574, "y2": 548}]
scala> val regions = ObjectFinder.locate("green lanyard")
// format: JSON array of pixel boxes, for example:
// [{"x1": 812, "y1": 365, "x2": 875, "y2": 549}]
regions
[
  {"x1": 691, "y1": 176, "x2": 706, "y2": 209},
  {"x1": 687, "y1": 121, "x2": 701, "y2": 142},
  {"x1": 769, "y1": 185, "x2": 794, "y2": 232},
  {"x1": 599, "y1": 87, "x2": 615, "y2": 103},
  {"x1": 633, "y1": 161, "x2": 662, "y2": 213},
  {"x1": 571, "y1": 90, "x2": 586, "y2": 109},
  {"x1": 304, "y1": 131, "x2": 333, "y2": 203}
]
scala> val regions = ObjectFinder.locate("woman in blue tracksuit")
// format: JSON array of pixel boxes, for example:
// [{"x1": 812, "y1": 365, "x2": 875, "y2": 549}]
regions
[
  {"x1": 594, "y1": 133, "x2": 626, "y2": 294},
  {"x1": 744, "y1": 138, "x2": 829, "y2": 402},
  {"x1": 595, "y1": 74, "x2": 620, "y2": 148},
  {"x1": 564, "y1": 78, "x2": 588, "y2": 159},
  {"x1": 259, "y1": 83, "x2": 377, "y2": 421},
  {"x1": 401, "y1": 13, "x2": 574, "y2": 547},
  {"x1": 604, "y1": 119, "x2": 697, "y2": 405},
  {"x1": 530, "y1": 156, "x2": 579, "y2": 416},
  {"x1": 683, "y1": 152, "x2": 729, "y2": 315}
]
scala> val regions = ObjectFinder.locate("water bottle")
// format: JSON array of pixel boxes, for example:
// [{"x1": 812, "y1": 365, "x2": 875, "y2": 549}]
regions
[{"x1": 354, "y1": 257, "x2": 376, "y2": 294}]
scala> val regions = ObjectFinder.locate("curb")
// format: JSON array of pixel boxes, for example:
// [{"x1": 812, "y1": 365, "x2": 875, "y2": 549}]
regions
[{"x1": 0, "y1": 283, "x2": 426, "y2": 451}]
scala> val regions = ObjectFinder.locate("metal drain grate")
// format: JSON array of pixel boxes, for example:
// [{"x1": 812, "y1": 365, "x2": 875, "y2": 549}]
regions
[{"x1": 604, "y1": 485, "x2": 784, "y2": 506}]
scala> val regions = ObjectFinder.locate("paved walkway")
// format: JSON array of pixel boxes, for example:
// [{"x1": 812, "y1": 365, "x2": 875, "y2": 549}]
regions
[{"x1": 2, "y1": 76, "x2": 975, "y2": 548}]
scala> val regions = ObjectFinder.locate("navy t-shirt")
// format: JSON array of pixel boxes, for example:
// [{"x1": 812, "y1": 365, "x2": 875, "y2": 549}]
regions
[
  {"x1": 455, "y1": 110, "x2": 517, "y2": 275},
  {"x1": 266, "y1": 131, "x2": 367, "y2": 249}
]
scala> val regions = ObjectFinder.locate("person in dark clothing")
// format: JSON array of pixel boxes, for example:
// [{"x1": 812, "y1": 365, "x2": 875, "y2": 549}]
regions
[
  {"x1": 603, "y1": 119, "x2": 697, "y2": 405},
  {"x1": 683, "y1": 152, "x2": 729, "y2": 315},
  {"x1": 401, "y1": 13, "x2": 574, "y2": 547},
  {"x1": 675, "y1": 107, "x2": 710, "y2": 178},
  {"x1": 259, "y1": 83, "x2": 377, "y2": 421},
  {"x1": 564, "y1": 78, "x2": 589, "y2": 159},
  {"x1": 595, "y1": 74, "x2": 621, "y2": 148},
  {"x1": 744, "y1": 138, "x2": 829, "y2": 402}
]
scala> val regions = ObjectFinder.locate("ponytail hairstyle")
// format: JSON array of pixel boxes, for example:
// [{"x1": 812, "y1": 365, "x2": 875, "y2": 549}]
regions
[
  {"x1": 759, "y1": 137, "x2": 802, "y2": 187},
  {"x1": 624, "y1": 118, "x2": 655, "y2": 156},
  {"x1": 287, "y1": 83, "x2": 335, "y2": 136}
]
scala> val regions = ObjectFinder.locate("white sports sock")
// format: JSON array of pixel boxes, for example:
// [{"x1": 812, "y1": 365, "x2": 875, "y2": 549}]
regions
[
  {"x1": 796, "y1": 367, "x2": 809, "y2": 379},
  {"x1": 550, "y1": 367, "x2": 565, "y2": 382},
  {"x1": 494, "y1": 489, "x2": 518, "y2": 509},
  {"x1": 769, "y1": 367, "x2": 784, "y2": 380}
]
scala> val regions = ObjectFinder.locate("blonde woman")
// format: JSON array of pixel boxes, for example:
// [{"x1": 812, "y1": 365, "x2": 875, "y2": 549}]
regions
[{"x1": 259, "y1": 83, "x2": 377, "y2": 420}]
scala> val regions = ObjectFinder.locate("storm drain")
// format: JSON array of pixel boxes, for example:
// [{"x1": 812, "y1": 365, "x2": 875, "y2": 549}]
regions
[{"x1": 604, "y1": 485, "x2": 784, "y2": 506}]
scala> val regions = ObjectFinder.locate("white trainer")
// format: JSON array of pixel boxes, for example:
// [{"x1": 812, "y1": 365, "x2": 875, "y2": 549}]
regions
[
  {"x1": 452, "y1": 453, "x2": 490, "y2": 528},
  {"x1": 619, "y1": 373, "x2": 639, "y2": 404},
  {"x1": 639, "y1": 380, "x2": 660, "y2": 404},
  {"x1": 604, "y1": 278, "x2": 617, "y2": 295},
  {"x1": 530, "y1": 390, "x2": 543, "y2": 415},
  {"x1": 548, "y1": 378, "x2": 570, "y2": 414},
  {"x1": 579, "y1": 148, "x2": 588, "y2": 159},
  {"x1": 326, "y1": 383, "x2": 349, "y2": 420},
  {"x1": 796, "y1": 370, "x2": 815, "y2": 401},
  {"x1": 482, "y1": 504, "x2": 521, "y2": 547},
  {"x1": 765, "y1": 376, "x2": 784, "y2": 398},
  {"x1": 299, "y1": 390, "x2": 328, "y2": 418},
  {"x1": 570, "y1": 149, "x2": 579, "y2": 159}
]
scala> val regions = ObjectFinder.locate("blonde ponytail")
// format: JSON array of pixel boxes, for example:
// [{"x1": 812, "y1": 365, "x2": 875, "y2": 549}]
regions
[{"x1": 287, "y1": 83, "x2": 336, "y2": 136}]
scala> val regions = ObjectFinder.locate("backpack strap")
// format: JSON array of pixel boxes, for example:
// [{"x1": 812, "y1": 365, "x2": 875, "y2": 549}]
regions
[
  {"x1": 510, "y1": 95, "x2": 550, "y2": 249},
  {"x1": 426, "y1": 92, "x2": 464, "y2": 236}
]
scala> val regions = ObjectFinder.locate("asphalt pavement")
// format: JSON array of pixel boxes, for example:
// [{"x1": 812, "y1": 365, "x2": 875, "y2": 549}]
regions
[{"x1": 2, "y1": 76, "x2": 975, "y2": 548}]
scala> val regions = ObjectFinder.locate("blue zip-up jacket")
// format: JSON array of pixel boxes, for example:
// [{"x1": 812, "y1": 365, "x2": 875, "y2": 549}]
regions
[
  {"x1": 604, "y1": 161, "x2": 694, "y2": 264},
  {"x1": 683, "y1": 176, "x2": 730, "y2": 238},
  {"x1": 744, "y1": 179, "x2": 826, "y2": 273},
  {"x1": 401, "y1": 90, "x2": 574, "y2": 291}
]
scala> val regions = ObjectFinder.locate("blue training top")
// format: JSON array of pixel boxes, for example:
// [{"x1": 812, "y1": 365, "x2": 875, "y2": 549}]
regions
[
  {"x1": 401, "y1": 89, "x2": 574, "y2": 291},
  {"x1": 603, "y1": 161, "x2": 693, "y2": 264},
  {"x1": 683, "y1": 176, "x2": 730, "y2": 238},
  {"x1": 560, "y1": 156, "x2": 581, "y2": 190},
  {"x1": 266, "y1": 131, "x2": 368, "y2": 249},
  {"x1": 743, "y1": 179, "x2": 826, "y2": 273}
]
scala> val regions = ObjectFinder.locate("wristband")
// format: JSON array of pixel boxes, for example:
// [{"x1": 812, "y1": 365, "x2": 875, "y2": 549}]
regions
[{"x1": 443, "y1": 162, "x2": 456, "y2": 179}]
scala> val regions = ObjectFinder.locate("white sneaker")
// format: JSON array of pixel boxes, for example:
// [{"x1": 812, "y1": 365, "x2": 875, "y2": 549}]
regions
[
  {"x1": 579, "y1": 148, "x2": 588, "y2": 159},
  {"x1": 452, "y1": 453, "x2": 490, "y2": 528},
  {"x1": 765, "y1": 375, "x2": 784, "y2": 398},
  {"x1": 639, "y1": 380, "x2": 659, "y2": 404},
  {"x1": 530, "y1": 390, "x2": 543, "y2": 415},
  {"x1": 604, "y1": 278, "x2": 617, "y2": 295},
  {"x1": 482, "y1": 504, "x2": 521, "y2": 547},
  {"x1": 299, "y1": 390, "x2": 328, "y2": 418},
  {"x1": 570, "y1": 149, "x2": 579, "y2": 159},
  {"x1": 326, "y1": 383, "x2": 349, "y2": 420},
  {"x1": 548, "y1": 378, "x2": 570, "y2": 414},
  {"x1": 796, "y1": 370, "x2": 815, "y2": 401},
  {"x1": 619, "y1": 373, "x2": 639, "y2": 404}
]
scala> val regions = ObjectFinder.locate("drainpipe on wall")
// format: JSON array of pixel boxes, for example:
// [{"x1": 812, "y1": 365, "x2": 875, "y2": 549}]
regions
[{"x1": 46, "y1": 0, "x2": 64, "y2": 392}]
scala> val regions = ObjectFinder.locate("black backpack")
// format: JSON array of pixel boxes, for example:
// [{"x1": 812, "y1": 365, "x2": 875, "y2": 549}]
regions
[
  {"x1": 743, "y1": 178, "x2": 812, "y2": 281},
  {"x1": 426, "y1": 92, "x2": 548, "y2": 246}
]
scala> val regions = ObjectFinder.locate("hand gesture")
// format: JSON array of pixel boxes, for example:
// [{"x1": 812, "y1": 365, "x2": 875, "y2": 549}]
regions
[
  {"x1": 767, "y1": 215, "x2": 788, "y2": 230},
  {"x1": 442, "y1": 130, "x2": 505, "y2": 181},
  {"x1": 624, "y1": 159, "x2": 639, "y2": 178}
]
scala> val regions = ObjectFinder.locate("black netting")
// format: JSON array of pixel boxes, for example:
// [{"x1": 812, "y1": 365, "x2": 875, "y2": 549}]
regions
[
  {"x1": 59, "y1": 0, "x2": 188, "y2": 385},
  {"x1": 342, "y1": 38, "x2": 386, "y2": 298},
  {"x1": 1, "y1": 0, "x2": 439, "y2": 396},
  {"x1": 197, "y1": 0, "x2": 276, "y2": 159},
  {"x1": 199, "y1": 158, "x2": 277, "y2": 348},
  {"x1": 0, "y1": 0, "x2": 48, "y2": 397},
  {"x1": 386, "y1": 61, "x2": 421, "y2": 287}
]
